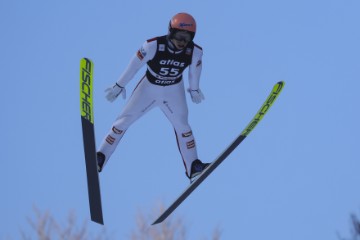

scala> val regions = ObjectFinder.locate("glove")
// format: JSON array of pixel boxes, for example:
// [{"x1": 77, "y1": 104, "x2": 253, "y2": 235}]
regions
[
  {"x1": 188, "y1": 88, "x2": 205, "y2": 104},
  {"x1": 105, "y1": 83, "x2": 126, "y2": 102}
]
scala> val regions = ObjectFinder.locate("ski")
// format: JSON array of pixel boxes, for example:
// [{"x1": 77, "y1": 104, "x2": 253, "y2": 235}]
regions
[
  {"x1": 152, "y1": 81, "x2": 285, "y2": 225},
  {"x1": 80, "y1": 58, "x2": 104, "y2": 225}
]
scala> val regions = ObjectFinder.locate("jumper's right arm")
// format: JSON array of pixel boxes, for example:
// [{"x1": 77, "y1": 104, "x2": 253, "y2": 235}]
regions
[{"x1": 105, "y1": 40, "x2": 156, "y2": 102}]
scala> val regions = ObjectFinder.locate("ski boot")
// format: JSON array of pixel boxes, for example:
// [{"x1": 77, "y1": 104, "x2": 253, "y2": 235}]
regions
[
  {"x1": 188, "y1": 159, "x2": 210, "y2": 183},
  {"x1": 97, "y1": 152, "x2": 106, "y2": 172}
]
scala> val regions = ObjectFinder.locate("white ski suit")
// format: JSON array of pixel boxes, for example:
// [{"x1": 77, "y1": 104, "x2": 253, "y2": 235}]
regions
[{"x1": 98, "y1": 35, "x2": 203, "y2": 176}]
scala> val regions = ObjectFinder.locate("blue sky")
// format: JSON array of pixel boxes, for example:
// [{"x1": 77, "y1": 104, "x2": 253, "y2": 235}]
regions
[{"x1": 2, "y1": 0, "x2": 360, "y2": 239}]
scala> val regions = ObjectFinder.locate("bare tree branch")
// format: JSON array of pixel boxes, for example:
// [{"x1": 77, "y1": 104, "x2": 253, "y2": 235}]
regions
[
  {"x1": 22, "y1": 206, "x2": 108, "y2": 240},
  {"x1": 338, "y1": 211, "x2": 360, "y2": 240},
  {"x1": 19, "y1": 204, "x2": 220, "y2": 239}
]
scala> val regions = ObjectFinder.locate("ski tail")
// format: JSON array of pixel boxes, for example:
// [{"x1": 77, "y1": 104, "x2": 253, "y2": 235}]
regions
[
  {"x1": 151, "y1": 81, "x2": 285, "y2": 225},
  {"x1": 80, "y1": 58, "x2": 104, "y2": 225}
]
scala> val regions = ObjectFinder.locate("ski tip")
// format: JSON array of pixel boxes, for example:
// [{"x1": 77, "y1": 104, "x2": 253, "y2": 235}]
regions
[
  {"x1": 277, "y1": 80, "x2": 285, "y2": 86},
  {"x1": 81, "y1": 57, "x2": 93, "y2": 62},
  {"x1": 273, "y1": 81, "x2": 285, "y2": 94}
]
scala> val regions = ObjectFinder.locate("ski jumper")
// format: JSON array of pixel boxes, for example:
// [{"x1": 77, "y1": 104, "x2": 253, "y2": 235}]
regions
[{"x1": 98, "y1": 35, "x2": 203, "y2": 175}]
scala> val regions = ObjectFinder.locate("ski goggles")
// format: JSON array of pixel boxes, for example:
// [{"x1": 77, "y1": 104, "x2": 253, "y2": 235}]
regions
[{"x1": 172, "y1": 31, "x2": 192, "y2": 42}]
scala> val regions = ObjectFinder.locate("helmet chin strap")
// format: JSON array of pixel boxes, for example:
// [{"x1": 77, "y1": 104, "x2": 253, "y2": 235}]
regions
[{"x1": 167, "y1": 37, "x2": 183, "y2": 51}]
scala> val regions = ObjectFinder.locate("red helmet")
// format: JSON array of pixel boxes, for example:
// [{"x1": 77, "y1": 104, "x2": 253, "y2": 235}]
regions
[{"x1": 168, "y1": 13, "x2": 196, "y2": 40}]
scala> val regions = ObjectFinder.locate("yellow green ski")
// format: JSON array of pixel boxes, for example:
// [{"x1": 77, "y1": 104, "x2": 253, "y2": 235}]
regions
[
  {"x1": 153, "y1": 81, "x2": 285, "y2": 225},
  {"x1": 80, "y1": 58, "x2": 104, "y2": 225}
]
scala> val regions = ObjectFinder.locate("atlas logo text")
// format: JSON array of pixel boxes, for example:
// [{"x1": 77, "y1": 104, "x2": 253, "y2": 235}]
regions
[{"x1": 160, "y1": 59, "x2": 185, "y2": 67}]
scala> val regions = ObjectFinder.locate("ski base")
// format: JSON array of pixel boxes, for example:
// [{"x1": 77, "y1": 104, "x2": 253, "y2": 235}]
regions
[{"x1": 81, "y1": 117, "x2": 104, "y2": 225}]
